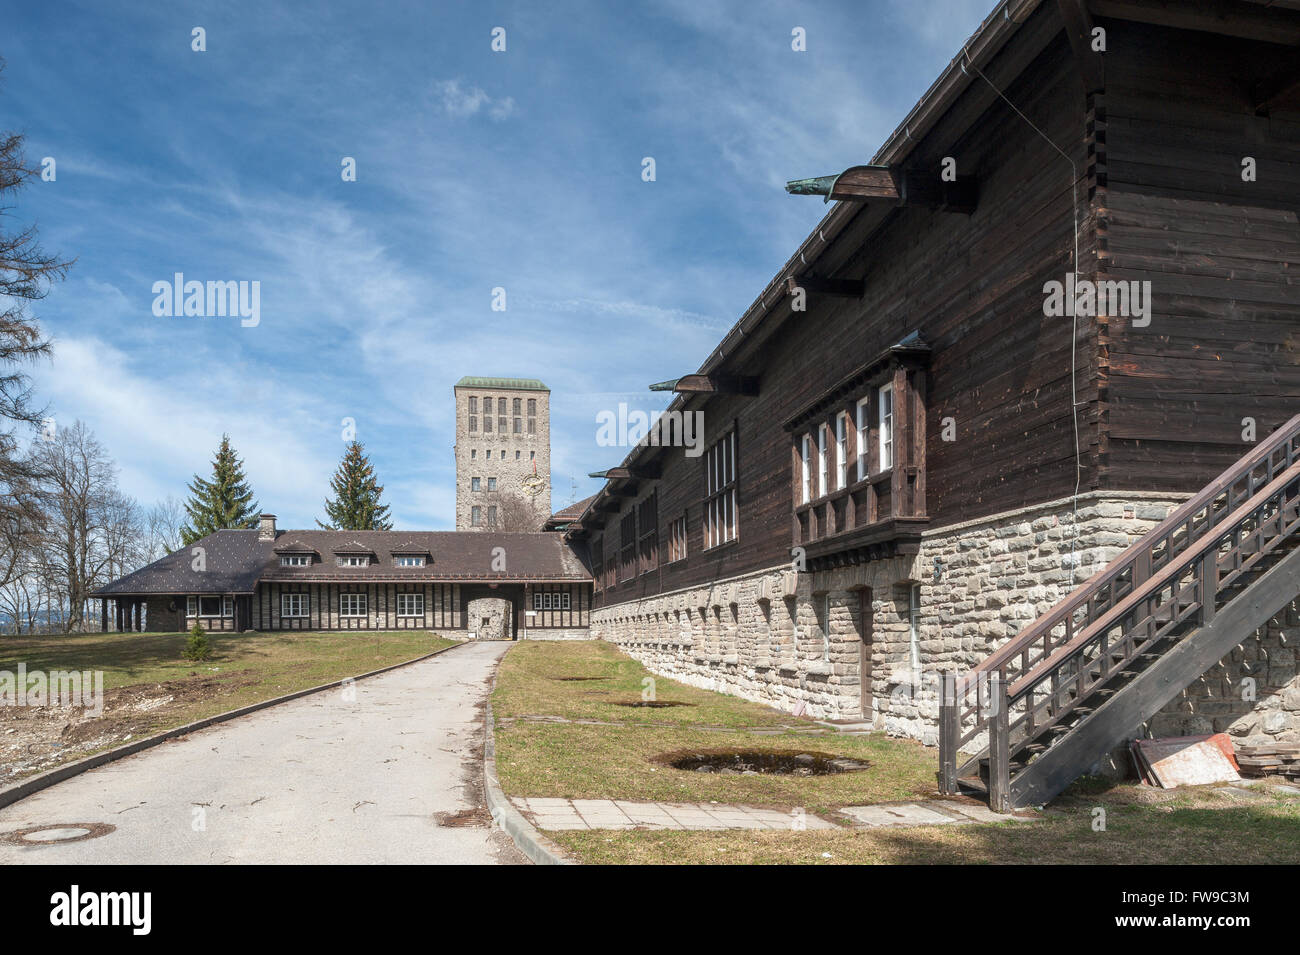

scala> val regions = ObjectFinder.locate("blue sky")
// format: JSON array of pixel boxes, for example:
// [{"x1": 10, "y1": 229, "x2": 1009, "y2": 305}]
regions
[{"x1": 4, "y1": 0, "x2": 992, "y2": 530}]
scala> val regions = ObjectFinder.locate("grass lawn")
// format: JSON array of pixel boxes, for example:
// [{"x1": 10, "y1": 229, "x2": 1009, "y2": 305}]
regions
[
  {"x1": 0, "y1": 629, "x2": 459, "y2": 783},
  {"x1": 493, "y1": 642, "x2": 1300, "y2": 865},
  {"x1": 492, "y1": 641, "x2": 938, "y2": 812}
]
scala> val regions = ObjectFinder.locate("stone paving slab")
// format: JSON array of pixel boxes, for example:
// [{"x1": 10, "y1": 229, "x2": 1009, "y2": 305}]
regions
[
  {"x1": 512, "y1": 797, "x2": 838, "y2": 831},
  {"x1": 510, "y1": 796, "x2": 1028, "y2": 832}
]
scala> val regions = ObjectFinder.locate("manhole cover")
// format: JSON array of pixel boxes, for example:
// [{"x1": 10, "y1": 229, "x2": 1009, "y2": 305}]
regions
[
  {"x1": 656, "y1": 749, "x2": 870, "y2": 776},
  {"x1": 2, "y1": 822, "x2": 117, "y2": 845}
]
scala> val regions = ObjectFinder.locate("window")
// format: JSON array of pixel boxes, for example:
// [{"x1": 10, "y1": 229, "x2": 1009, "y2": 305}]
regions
[
  {"x1": 638, "y1": 493, "x2": 658, "y2": 574},
  {"x1": 336, "y1": 555, "x2": 369, "y2": 567},
  {"x1": 817, "y1": 424, "x2": 829, "y2": 498},
  {"x1": 512, "y1": 398, "x2": 521, "y2": 414},
  {"x1": 528, "y1": 417, "x2": 536, "y2": 434},
  {"x1": 394, "y1": 556, "x2": 425, "y2": 567},
  {"x1": 856, "y1": 396, "x2": 871, "y2": 481},
  {"x1": 515, "y1": 451, "x2": 520, "y2": 460},
  {"x1": 619, "y1": 511, "x2": 637, "y2": 580},
  {"x1": 879, "y1": 383, "x2": 894, "y2": 470},
  {"x1": 469, "y1": 396, "x2": 478, "y2": 414},
  {"x1": 836, "y1": 412, "x2": 849, "y2": 490},
  {"x1": 542, "y1": 592, "x2": 553, "y2": 610},
  {"x1": 472, "y1": 506, "x2": 482, "y2": 526},
  {"x1": 281, "y1": 593, "x2": 309, "y2": 618},
  {"x1": 590, "y1": 539, "x2": 604, "y2": 592},
  {"x1": 191, "y1": 595, "x2": 232, "y2": 617},
  {"x1": 472, "y1": 477, "x2": 481, "y2": 491},
  {"x1": 340, "y1": 593, "x2": 367, "y2": 617},
  {"x1": 498, "y1": 416, "x2": 507, "y2": 433},
  {"x1": 527, "y1": 398, "x2": 536, "y2": 415},
  {"x1": 513, "y1": 417, "x2": 522, "y2": 433},
  {"x1": 533, "y1": 592, "x2": 543, "y2": 610},
  {"x1": 562, "y1": 592, "x2": 571, "y2": 610},
  {"x1": 530, "y1": 451, "x2": 535, "y2": 460},
  {"x1": 483, "y1": 397, "x2": 493, "y2": 414},
  {"x1": 704, "y1": 430, "x2": 738, "y2": 549},
  {"x1": 800, "y1": 434, "x2": 812, "y2": 505},
  {"x1": 468, "y1": 416, "x2": 478, "y2": 433},
  {"x1": 484, "y1": 415, "x2": 493, "y2": 433},
  {"x1": 396, "y1": 592, "x2": 424, "y2": 617},
  {"x1": 280, "y1": 554, "x2": 310, "y2": 567},
  {"x1": 667, "y1": 514, "x2": 688, "y2": 563},
  {"x1": 487, "y1": 477, "x2": 497, "y2": 491},
  {"x1": 471, "y1": 450, "x2": 477, "y2": 459},
  {"x1": 487, "y1": 505, "x2": 497, "y2": 526}
]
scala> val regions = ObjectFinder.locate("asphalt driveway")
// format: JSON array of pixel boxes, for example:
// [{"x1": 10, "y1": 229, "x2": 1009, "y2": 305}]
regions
[{"x1": 0, "y1": 640, "x2": 526, "y2": 864}]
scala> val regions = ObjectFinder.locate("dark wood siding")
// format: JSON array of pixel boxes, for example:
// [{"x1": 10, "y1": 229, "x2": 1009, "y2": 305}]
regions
[
  {"x1": 1098, "y1": 19, "x2": 1300, "y2": 490},
  {"x1": 593, "y1": 28, "x2": 1095, "y2": 607}
]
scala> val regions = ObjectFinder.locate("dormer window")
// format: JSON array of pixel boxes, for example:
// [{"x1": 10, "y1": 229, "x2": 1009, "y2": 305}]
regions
[
  {"x1": 337, "y1": 555, "x2": 369, "y2": 567},
  {"x1": 280, "y1": 555, "x2": 311, "y2": 567},
  {"x1": 394, "y1": 556, "x2": 425, "y2": 567}
]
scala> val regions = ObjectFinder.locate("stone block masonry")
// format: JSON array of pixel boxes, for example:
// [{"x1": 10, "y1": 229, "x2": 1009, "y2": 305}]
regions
[{"x1": 591, "y1": 491, "x2": 1300, "y2": 747}]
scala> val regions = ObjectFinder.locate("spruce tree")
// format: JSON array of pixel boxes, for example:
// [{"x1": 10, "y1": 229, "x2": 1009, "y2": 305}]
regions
[
  {"x1": 180, "y1": 434, "x2": 260, "y2": 545},
  {"x1": 318, "y1": 441, "x2": 392, "y2": 530}
]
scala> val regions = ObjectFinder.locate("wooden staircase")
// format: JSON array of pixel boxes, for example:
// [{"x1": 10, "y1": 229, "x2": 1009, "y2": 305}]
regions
[{"x1": 938, "y1": 414, "x2": 1300, "y2": 811}]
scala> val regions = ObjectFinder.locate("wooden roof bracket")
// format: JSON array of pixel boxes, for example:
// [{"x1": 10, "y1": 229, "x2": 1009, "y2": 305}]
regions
[{"x1": 648, "y1": 374, "x2": 759, "y2": 396}]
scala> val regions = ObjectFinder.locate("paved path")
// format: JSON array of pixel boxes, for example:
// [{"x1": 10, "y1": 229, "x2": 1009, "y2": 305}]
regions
[
  {"x1": 0, "y1": 642, "x2": 526, "y2": 864},
  {"x1": 511, "y1": 796, "x2": 1011, "y2": 831}
]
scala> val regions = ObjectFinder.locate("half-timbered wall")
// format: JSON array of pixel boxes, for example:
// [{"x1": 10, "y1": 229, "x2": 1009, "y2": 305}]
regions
[{"x1": 255, "y1": 582, "x2": 461, "y2": 630}]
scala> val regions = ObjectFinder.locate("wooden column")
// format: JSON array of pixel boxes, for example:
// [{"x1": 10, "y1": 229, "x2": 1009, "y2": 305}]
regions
[{"x1": 100, "y1": 599, "x2": 108, "y2": 634}]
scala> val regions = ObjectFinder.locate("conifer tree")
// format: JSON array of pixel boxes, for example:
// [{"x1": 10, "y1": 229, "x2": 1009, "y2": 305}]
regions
[
  {"x1": 180, "y1": 435, "x2": 260, "y2": 545},
  {"x1": 318, "y1": 441, "x2": 392, "y2": 530}
]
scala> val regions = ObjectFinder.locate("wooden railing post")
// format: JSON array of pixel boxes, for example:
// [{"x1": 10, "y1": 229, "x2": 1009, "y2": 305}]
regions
[
  {"x1": 1201, "y1": 552, "x2": 1218, "y2": 625},
  {"x1": 987, "y1": 676, "x2": 1012, "y2": 813},
  {"x1": 939, "y1": 672, "x2": 959, "y2": 794}
]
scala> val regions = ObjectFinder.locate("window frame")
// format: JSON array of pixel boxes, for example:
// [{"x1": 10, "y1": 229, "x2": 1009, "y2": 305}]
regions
[
  {"x1": 703, "y1": 428, "x2": 738, "y2": 550},
  {"x1": 855, "y1": 396, "x2": 871, "y2": 482},
  {"x1": 800, "y1": 434, "x2": 812, "y2": 504},
  {"x1": 394, "y1": 555, "x2": 425, "y2": 567},
  {"x1": 279, "y1": 554, "x2": 311, "y2": 567},
  {"x1": 817, "y1": 423, "x2": 829, "y2": 499},
  {"x1": 339, "y1": 593, "x2": 368, "y2": 618},
  {"x1": 878, "y1": 383, "x2": 894, "y2": 471},
  {"x1": 281, "y1": 592, "x2": 309, "y2": 618},
  {"x1": 396, "y1": 592, "x2": 424, "y2": 618},
  {"x1": 836, "y1": 411, "x2": 849, "y2": 490}
]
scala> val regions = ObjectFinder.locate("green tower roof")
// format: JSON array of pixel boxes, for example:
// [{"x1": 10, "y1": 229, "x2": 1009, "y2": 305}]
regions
[{"x1": 454, "y1": 377, "x2": 549, "y2": 391}]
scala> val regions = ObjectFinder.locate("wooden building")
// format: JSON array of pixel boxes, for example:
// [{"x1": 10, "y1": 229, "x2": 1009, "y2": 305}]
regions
[
  {"x1": 566, "y1": 0, "x2": 1300, "y2": 773},
  {"x1": 94, "y1": 514, "x2": 592, "y2": 640}
]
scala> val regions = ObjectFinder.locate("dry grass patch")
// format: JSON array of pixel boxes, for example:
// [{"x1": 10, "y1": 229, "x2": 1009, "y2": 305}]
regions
[{"x1": 492, "y1": 641, "x2": 937, "y2": 811}]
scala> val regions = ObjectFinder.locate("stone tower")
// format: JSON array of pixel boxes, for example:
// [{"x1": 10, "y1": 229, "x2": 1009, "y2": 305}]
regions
[{"x1": 453, "y1": 377, "x2": 551, "y2": 531}]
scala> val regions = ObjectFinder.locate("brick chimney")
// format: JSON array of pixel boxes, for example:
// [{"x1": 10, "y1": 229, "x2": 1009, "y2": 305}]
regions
[{"x1": 258, "y1": 513, "x2": 277, "y2": 540}]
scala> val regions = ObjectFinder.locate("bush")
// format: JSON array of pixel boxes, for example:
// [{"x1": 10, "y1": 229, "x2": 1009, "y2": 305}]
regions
[{"x1": 183, "y1": 622, "x2": 212, "y2": 661}]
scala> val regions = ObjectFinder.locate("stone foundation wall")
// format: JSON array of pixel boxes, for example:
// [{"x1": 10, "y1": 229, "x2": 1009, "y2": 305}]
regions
[
  {"x1": 592, "y1": 491, "x2": 1300, "y2": 748},
  {"x1": 519, "y1": 628, "x2": 593, "y2": 641}
]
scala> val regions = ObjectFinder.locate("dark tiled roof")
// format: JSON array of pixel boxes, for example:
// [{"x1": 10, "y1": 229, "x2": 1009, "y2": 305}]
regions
[
  {"x1": 94, "y1": 530, "x2": 274, "y2": 596},
  {"x1": 94, "y1": 529, "x2": 590, "y2": 596},
  {"x1": 548, "y1": 494, "x2": 598, "y2": 523}
]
